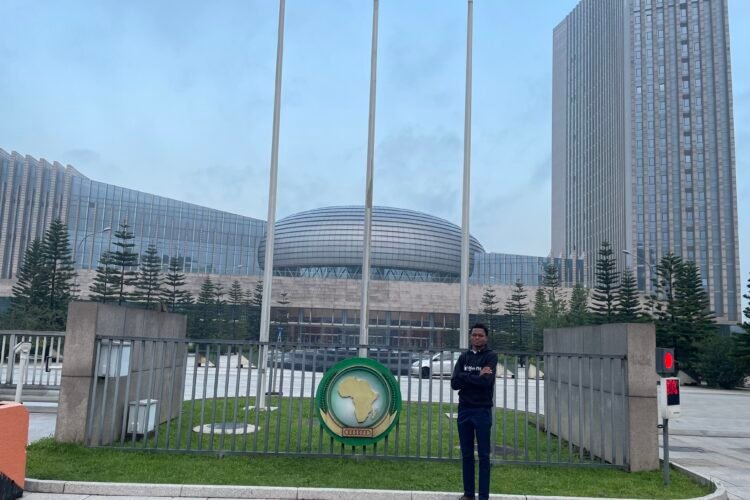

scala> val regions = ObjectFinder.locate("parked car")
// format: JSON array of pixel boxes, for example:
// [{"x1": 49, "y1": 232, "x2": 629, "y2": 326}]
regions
[
  {"x1": 410, "y1": 351, "x2": 460, "y2": 379},
  {"x1": 266, "y1": 347, "x2": 421, "y2": 375}
]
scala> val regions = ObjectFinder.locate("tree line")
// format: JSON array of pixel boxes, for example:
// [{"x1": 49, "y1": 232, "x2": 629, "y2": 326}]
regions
[
  {"x1": 1, "y1": 219, "x2": 276, "y2": 340},
  {"x1": 479, "y1": 241, "x2": 750, "y2": 388},
  {"x1": 4, "y1": 223, "x2": 750, "y2": 387}
]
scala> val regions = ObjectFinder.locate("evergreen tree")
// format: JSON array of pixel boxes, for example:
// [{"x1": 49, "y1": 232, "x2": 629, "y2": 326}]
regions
[
  {"x1": 161, "y1": 257, "x2": 192, "y2": 312},
  {"x1": 616, "y1": 267, "x2": 642, "y2": 322},
  {"x1": 228, "y1": 280, "x2": 244, "y2": 337},
  {"x1": 567, "y1": 283, "x2": 590, "y2": 326},
  {"x1": 134, "y1": 244, "x2": 162, "y2": 306},
  {"x1": 276, "y1": 291, "x2": 291, "y2": 336},
  {"x1": 41, "y1": 219, "x2": 77, "y2": 315},
  {"x1": 696, "y1": 333, "x2": 743, "y2": 389},
  {"x1": 650, "y1": 254, "x2": 716, "y2": 375},
  {"x1": 650, "y1": 253, "x2": 683, "y2": 351},
  {"x1": 89, "y1": 251, "x2": 118, "y2": 303},
  {"x1": 673, "y1": 260, "x2": 715, "y2": 373},
  {"x1": 480, "y1": 286, "x2": 500, "y2": 334},
  {"x1": 195, "y1": 277, "x2": 216, "y2": 338},
  {"x1": 531, "y1": 286, "x2": 549, "y2": 351},
  {"x1": 109, "y1": 221, "x2": 139, "y2": 305},
  {"x1": 505, "y1": 280, "x2": 529, "y2": 349},
  {"x1": 10, "y1": 239, "x2": 49, "y2": 315},
  {"x1": 590, "y1": 241, "x2": 620, "y2": 323},
  {"x1": 246, "y1": 280, "x2": 263, "y2": 340},
  {"x1": 736, "y1": 273, "x2": 750, "y2": 377},
  {"x1": 213, "y1": 281, "x2": 227, "y2": 338},
  {"x1": 543, "y1": 263, "x2": 566, "y2": 327}
]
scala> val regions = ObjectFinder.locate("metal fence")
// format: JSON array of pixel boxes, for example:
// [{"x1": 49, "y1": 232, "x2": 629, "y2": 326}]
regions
[
  {"x1": 83, "y1": 336, "x2": 629, "y2": 468},
  {"x1": 0, "y1": 331, "x2": 66, "y2": 388}
]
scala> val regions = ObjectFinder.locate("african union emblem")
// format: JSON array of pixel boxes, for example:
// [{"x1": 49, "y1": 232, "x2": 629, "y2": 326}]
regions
[{"x1": 316, "y1": 357, "x2": 401, "y2": 446}]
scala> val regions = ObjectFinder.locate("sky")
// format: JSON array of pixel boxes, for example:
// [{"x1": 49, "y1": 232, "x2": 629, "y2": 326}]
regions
[{"x1": 0, "y1": 0, "x2": 749, "y2": 291}]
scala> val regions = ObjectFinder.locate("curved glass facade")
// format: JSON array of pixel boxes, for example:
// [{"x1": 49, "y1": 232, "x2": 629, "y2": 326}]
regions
[
  {"x1": 68, "y1": 175, "x2": 266, "y2": 275},
  {"x1": 1, "y1": 148, "x2": 584, "y2": 289},
  {"x1": 471, "y1": 253, "x2": 585, "y2": 288},
  {"x1": 260, "y1": 206, "x2": 485, "y2": 282}
]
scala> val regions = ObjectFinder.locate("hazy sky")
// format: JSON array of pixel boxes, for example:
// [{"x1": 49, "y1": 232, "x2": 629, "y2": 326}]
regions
[{"x1": 1, "y1": 0, "x2": 748, "y2": 282}]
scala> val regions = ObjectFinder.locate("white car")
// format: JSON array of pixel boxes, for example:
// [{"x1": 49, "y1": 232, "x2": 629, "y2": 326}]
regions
[{"x1": 411, "y1": 351, "x2": 461, "y2": 378}]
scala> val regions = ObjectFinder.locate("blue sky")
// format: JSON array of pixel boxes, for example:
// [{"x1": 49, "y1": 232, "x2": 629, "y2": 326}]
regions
[{"x1": 1, "y1": 0, "x2": 748, "y2": 288}]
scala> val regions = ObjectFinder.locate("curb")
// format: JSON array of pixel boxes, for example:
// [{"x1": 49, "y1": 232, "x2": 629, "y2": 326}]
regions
[
  {"x1": 25, "y1": 478, "x2": 726, "y2": 500},
  {"x1": 668, "y1": 463, "x2": 728, "y2": 500}
]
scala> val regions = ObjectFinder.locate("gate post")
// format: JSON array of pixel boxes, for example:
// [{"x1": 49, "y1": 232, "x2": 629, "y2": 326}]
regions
[{"x1": 544, "y1": 323, "x2": 659, "y2": 472}]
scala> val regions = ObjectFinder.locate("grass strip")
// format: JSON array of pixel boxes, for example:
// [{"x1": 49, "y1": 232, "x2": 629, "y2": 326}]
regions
[{"x1": 28, "y1": 438, "x2": 711, "y2": 499}]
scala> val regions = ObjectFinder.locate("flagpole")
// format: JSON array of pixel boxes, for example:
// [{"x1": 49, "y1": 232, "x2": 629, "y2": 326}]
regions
[
  {"x1": 359, "y1": 0, "x2": 379, "y2": 358},
  {"x1": 258, "y1": 0, "x2": 286, "y2": 409},
  {"x1": 459, "y1": 0, "x2": 473, "y2": 350}
]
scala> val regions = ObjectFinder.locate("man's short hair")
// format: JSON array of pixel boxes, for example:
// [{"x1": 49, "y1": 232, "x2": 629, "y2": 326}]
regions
[{"x1": 471, "y1": 323, "x2": 489, "y2": 336}]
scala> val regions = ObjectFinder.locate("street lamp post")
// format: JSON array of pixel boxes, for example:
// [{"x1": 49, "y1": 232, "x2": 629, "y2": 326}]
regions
[
  {"x1": 73, "y1": 227, "x2": 111, "y2": 296},
  {"x1": 76, "y1": 227, "x2": 112, "y2": 251},
  {"x1": 622, "y1": 248, "x2": 657, "y2": 279}
]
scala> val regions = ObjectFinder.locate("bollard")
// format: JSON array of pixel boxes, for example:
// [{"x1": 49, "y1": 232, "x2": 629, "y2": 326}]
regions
[{"x1": 13, "y1": 342, "x2": 31, "y2": 404}]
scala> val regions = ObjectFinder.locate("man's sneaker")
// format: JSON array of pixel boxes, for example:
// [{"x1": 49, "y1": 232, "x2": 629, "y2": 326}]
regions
[{"x1": 459, "y1": 496, "x2": 475, "y2": 500}]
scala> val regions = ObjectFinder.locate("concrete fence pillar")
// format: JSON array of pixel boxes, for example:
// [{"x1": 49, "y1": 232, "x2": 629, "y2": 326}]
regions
[
  {"x1": 55, "y1": 301, "x2": 187, "y2": 445},
  {"x1": 544, "y1": 323, "x2": 659, "y2": 472}
]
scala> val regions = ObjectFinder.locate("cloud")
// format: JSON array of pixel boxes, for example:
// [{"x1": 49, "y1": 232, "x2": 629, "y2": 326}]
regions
[
  {"x1": 372, "y1": 126, "x2": 463, "y2": 221},
  {"x1": 64, "y1": 148, "x2": 101, "y2": 165}
]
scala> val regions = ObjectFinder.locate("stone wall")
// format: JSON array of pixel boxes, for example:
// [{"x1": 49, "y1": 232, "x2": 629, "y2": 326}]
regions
[
  {"x1": 55, "y1": 302, "x2": 187, "y2": 445},
  {"x1": 544, "y1": 323, "x2": 659, "y2": 472},
  {"x1": 1, "y1": 272, "x2": 564, "y2": 315}
]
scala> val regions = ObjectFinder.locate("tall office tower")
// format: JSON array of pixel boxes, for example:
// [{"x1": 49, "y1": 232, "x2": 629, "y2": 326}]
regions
[{"x1": 551, "y1": 0, "x2": 740, "y2": 322}]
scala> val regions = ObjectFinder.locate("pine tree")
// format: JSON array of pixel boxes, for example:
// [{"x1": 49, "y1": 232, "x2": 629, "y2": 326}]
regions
[
  {"x1": 735, "y1": 272, "x2": 750, "y2": 377},
  {"x1": 590, "y1": 241, "x2": 620, "y2": 323},
  {"x1": 531, "y1": 286, "x2": 549, "y2": 351},
  {"x1": 505, "y1": 280, "x2": 529, "y2": 349},
  {"x1": 213, "y1": 281, "x2": 227, "y2": 338},
  {"x1": 228, "y1": 280, "x2": 244, "y2": 338},
  {"x1": 650, "y1": 253, "x2": 683, "y2": 350},
  {"x1": 161, "y1": 257, "x2": 192, "y2": 312},
  {"x1": 109, "y1": 220, "x2": 139, "y2": 305},
  {"x1": 195, "y1": 277, "x2": 216, "y2": 338},
  {"x1": 673, "y1": 260, "x2": 715, "y2": 374},
  {"x1": 41, "y1": 219, "x2": 77, "y2": 316},
  {"x1": 480, "y1": 286, "x2": 500, "y2": 334},
  {"x1": 616, "y1": 267, "x2": 641, "y2": 322},
  {"x1": 10, "y1": 239, "x2": 49, "y2": 314},
  {"x1": 4, "y1": 239, "x2": 55, "y2": 331},
  {"x1": 567, "y1": 283, "x2": 589, "y2": 326},
  {"x1": 89, "y1": 251, "x2": 118, "y2": 303},
  {"x1": 543, "y1": 262, "x2": 566, "y2": 327},
  {"x1": 246, "y1": 280, "x2": 263, "y2": 340},
  {"x1": 276, "y1": 291, "x2": 291, "y2": 339},
  {"x1": 134, "y1": 244, "x2": 162, "y2": 306}
]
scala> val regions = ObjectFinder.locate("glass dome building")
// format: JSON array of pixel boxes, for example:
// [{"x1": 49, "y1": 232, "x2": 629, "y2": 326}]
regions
[{"x1": 259, "y1": 206, "x2": 485, "y2": 282}]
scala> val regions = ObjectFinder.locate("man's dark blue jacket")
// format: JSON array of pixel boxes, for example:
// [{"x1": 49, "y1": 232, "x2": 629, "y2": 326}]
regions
[{"x1": 450, "y1": 347, "x2": 498, "y2": 408}]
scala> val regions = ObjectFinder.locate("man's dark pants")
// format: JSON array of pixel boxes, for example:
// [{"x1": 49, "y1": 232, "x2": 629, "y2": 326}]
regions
[{"x1": 457, "y1": 406, "x2": 492, "y2": 500}]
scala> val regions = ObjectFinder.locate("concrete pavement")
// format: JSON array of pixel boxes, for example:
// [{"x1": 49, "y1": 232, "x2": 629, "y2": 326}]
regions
[{"x1": 660, "y1": 386, "x2": 750, "y2": 500}]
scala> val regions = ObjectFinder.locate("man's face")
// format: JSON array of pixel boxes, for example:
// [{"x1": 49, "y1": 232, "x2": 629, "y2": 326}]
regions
[{"x1": 470, "y1": 328, "x2": 488, "y2": 349}]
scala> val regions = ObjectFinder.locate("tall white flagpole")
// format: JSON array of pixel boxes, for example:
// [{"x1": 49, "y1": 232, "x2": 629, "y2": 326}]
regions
[
  {"x1": 258, "y1": 0, "x2": 286, "y2": 409},
  {"x1": 359, "y1": 0, "x2": 379, "y2": 358},
  {"x1": 459, "y1": 0, "x2": 473, "y2": 350}
]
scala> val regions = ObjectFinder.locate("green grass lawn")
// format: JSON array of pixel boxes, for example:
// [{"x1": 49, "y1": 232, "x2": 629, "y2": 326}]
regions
[
  {"x1": 92, "y1": 396, "x2": 575, "y2": 463},
  {"x1": 27, "y1": 438, "x2": 711, "y2": 499}
]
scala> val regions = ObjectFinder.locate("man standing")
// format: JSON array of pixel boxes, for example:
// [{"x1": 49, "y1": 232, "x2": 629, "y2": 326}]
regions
[{"x1": 451, "y1": 323, "x2": 497, "y2": 500}]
